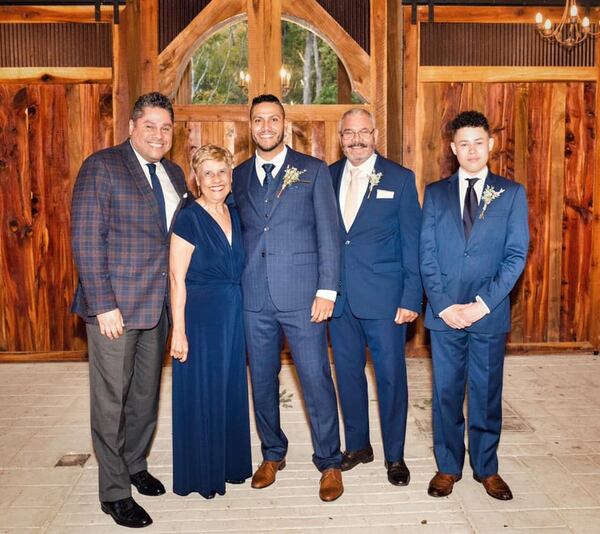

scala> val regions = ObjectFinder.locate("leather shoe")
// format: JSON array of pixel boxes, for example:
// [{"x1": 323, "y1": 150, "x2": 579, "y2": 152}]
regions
[
  {"x1": 427, "y1": 472, "x2": 462, "y2": 497},
  {"x1": 386, "y1": 459, "x2": 410, "y2": 486},
  {"x1": 340, "y1": 445, "x2": 374, "y2": 472},
  {"x1": 251, "y1": 459, "x2": 286, "y2": 489},
  {"x1": 101, "y1": 497, "x2": 152, "y2": 528},
  {"x1": 130, "y1": 470, "x2": 165, "y2": 496},
  {"x1": 473, "y1": 473, "x2": 513, "y2": 500},
  {"x1": 319, "y1": 468, "x2": 344, "y2": 502}
]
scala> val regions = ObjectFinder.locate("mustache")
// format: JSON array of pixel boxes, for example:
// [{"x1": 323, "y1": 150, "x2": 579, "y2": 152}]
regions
[{"x1": 347, "y1": 142, "x2": 368, "y2": 148}]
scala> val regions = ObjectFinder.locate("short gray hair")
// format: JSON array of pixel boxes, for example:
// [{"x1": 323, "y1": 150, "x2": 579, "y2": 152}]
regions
[{"x1": 338, "y1": 108, "x2": 376, "y2": 133}]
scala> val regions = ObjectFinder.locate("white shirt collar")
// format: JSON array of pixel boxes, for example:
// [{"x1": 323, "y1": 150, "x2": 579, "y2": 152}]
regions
[
  {"x1": 458, "y1": 166, "x2": 488, "y2": 183},
  {"x1": 345, "y1": 152, "x2": 377, "y2": 177},
  {"x1": 255, "y1": 145, "x2": 288, "y2": 180}
]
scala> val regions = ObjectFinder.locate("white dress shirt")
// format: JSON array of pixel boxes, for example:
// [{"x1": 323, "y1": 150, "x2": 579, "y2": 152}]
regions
[
  {"x1": 339, "y1": 153, "x2": 377, "y2": 211},
  {"x1": 131, "y1": 141, "x2": 180, "y2": 230},
  {"x1": 254, "y1": 146, "x2": 288, "y2": 185},
  {"x1": 254, "y1": 146, "x2": 336, "y2": 303}
]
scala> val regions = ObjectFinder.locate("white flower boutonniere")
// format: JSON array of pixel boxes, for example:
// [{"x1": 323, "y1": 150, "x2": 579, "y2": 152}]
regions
[
  {"x1": 277, "y1": 165, "x2": 309, "y2": 198},
  {"x1": 479, "y1": 185, "x2": 505, "y2": 219},
  {"x1": 367, "y1": 170, "x2": 383, "y2": 199}
]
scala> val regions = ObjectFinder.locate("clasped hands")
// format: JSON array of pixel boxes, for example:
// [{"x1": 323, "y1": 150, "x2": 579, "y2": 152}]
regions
[{"x1": 439, "y1": 301, "x2": 487, "y2": 329}]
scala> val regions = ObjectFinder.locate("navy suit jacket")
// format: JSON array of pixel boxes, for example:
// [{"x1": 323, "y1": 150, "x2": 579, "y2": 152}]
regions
[
  {"x1": 330, "y1": 155, "x2": 422, "y2": 319},
  {"x1": 71, "y1": 140, "x2": 187, "y2": 329},
  {"x1": 232, "y1": 146, "x2": 340, "y2": 312},
  {"x1": 420, "y1": 171, "x2": 529, "y2": 334}
]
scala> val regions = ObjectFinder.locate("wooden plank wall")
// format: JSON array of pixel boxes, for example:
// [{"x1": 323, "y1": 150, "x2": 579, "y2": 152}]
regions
[
  {"x1": 0, "y1": 83, "x2": 113, "y2": 353},
  {"x1": 416, "y1": 81, "x2": 595, "y2": 348}
]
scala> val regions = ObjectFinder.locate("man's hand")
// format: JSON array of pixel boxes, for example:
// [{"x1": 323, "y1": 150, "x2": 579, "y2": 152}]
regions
[
  {"x1": 97, "y1": 308, "x2": 125, "y2": 339},
  {"x1": 310, "y1": 296, "x2": 334, "y2": 323},
  {"x1": 439, "y1": 304, "x2": 472, "y2": 329},
  {"x1": 458, "y1": 301, "x2": 488, "y2": 324},
  {"x1": 170, "y1": 330, "x2": 189, "y2": 363},
  {"x1": 395, "y1": 308, "x2": 419, "y2": 325}
]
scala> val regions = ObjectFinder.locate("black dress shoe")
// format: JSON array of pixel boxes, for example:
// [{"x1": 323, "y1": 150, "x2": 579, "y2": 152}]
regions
[
  {"x1": 340, "y1": 445, "x2": 374, "y2": 472},
  {"x1": 130, "y1": 470, "x2": 166, "y2": 496},
  {"x1": 101, "y1": 497, "x2": 152, "y2": 528},
  {"x1": 226, "y1": 478, "x2": 246, "y2": 484},
  {"x1": 386, "y1": 459, "x2": 410, "y2": 486}
]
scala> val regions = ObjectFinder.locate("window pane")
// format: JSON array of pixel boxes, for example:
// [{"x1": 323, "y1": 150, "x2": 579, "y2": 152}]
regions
[{"x1": 188, "y1": 21, "x2": 248, "y2": 104}]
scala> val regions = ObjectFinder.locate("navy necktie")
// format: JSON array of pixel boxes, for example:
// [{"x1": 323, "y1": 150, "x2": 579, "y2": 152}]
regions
[
  {"x1": 147, "y1": 163, "x2": 167, "y2": 233},
  {"x1": 463, "y1": 177, "x2": 479, "y2": 240},
  {"x1": 262, "y1": 163, "x2": 275, "y2": 197}
]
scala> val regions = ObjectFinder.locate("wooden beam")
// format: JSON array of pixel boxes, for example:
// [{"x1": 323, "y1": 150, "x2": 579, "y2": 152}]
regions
[
  {"x1": 409, "y1": 6, "x2": 600, "y2": 24},
  {"x1": 158, "y1": 0, "x2": 245, "y2": 99},
  {"x1": 0, "y1": 6, "x2": 124, "y2": 23},
  {"x1": 419, "y1": 67, "x2": 597, "y2": 83},
  {"x1": 590, "y1": 37, "x2": 600, "y2": 352},
  {"x1": 247, "y1": 0, "x2": 282, "y2": 98},
  {"x1": 283, "y1": 0, "x2": 370, "y2": 102},
  {"x1": 0, "y1": 351, "x2": 87, "y2": 363},
  {"x1": 386, "y1": 0, "x2": 403, "y2": 163},
  {"x1": 371, "y1": 0, "x2": 387, "y2": 155},
  {"x1": 112, "y1": 12, "x2": 130, "y2": 143},
  {"x1": 140, "y1": 0, "x2": 158, "y2": 93},
  {"x1": 402, "y1": 6, "x2": 419, "y2": 184},
  {"x1": 0, "y1": 67, "x2": 112, "y2": 84}
]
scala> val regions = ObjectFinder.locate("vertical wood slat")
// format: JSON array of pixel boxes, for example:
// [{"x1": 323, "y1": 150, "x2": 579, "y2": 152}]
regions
[
  {"x1": 547, "y1": 83, "x2": 567, "y2": 342},
  {"x1": 561, "y1": 82, "x2": 595, "y2": 342}
]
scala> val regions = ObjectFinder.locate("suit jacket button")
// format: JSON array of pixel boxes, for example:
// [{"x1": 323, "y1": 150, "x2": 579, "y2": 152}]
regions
[
  {"x1": 464, "y1": 252, "x2": 469, "y2": 257},
  {"x1": 264, "y1": 226, "x2": 269, "y2": 231},
  {"x1": 345, "y1": 240, "x2": 351, "y2": 245},
  {"x1": 261, "y1": 252, "x2": 265, "y2": 257},
  {"x1": 161, "y1": 272, "x2": 166, "y2": 276}
]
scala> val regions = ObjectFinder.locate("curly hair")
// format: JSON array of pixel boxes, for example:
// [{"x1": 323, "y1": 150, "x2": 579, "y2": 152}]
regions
[{"x1": 450, "y1": 110, "x2": 490, "y2": 138}]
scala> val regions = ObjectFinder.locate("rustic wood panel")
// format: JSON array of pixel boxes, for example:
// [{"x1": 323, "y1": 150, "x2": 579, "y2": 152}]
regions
[
  {"x1": 416, "y1": 81, "x2": 596, "y2": 347},
  {"x1": 0, "y1": 83, "x2": 112, "y2": 353},
  {"x1": 561, "y1": 82, "x2": 595, "y2": 342}
]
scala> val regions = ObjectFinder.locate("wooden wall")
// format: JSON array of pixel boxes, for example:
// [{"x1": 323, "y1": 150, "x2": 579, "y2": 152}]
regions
[{"x1": 0, "y1": 84, "x2": 113, "y2": 356}]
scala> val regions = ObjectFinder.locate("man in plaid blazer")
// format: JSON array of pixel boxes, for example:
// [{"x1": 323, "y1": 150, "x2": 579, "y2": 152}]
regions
[{"x1": 71, "y1": 93, "x2": 187, "y2": 528}]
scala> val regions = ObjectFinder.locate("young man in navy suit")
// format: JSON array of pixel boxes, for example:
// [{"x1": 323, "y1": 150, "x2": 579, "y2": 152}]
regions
[
  {"x1": 420, "y1": 111, "x2": 529, "y2": 500},
  {"x1": 232, "y1": 94, "x2": 343, "y2": 501},
  {"x1": 329, "y1": 108, "x2": 422, "y2": 486}
]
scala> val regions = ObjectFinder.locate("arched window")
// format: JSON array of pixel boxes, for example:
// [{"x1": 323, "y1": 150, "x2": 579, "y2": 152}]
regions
[{"x1": 281, "y1": 20, "x2": 364, "y2": 105}]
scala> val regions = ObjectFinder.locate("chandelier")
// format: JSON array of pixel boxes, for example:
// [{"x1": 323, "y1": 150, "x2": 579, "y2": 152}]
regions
[{"x1": 535, "y1": 0, "x2": 599, "y2": 49}]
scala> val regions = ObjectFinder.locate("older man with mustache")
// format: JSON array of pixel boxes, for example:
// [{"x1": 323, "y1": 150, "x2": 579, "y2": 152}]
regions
[{"x1": 329, "y1": 108, "x2": 422, "y2": 487}]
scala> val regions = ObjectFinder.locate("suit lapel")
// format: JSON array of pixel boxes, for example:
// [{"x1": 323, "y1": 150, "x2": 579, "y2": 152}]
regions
[
  {"x1": 332, "y1": 160, "x2": 346, "y2": 233},
  {"x1": 348, "y1": 155, "x2": 381, "y2": 233},
  {"x1": 468, "y1": 172, "x2": 498, "y2": 242},
  {"x1": 122, "y1": 141, "x2": 166, "y2": 234},
  {"x1": 446, "y1": 172, "x2": 465, "y2": 240},
  {"x1": 266, "y1": 147, "x2": 295, "y2": 219}
]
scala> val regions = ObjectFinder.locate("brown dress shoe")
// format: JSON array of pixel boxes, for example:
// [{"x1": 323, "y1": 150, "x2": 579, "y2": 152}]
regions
[
  {"x1": 473, "y1": 473, "x2": 513, "y2": 500},
  {"x1": 319, "y1": 468, "x2": 344, "y2": 502},
  {"x1": 427, "y1": 472, "x2": 462, "y2": 497},
  {"x1": 251, "y1": 459, "x2": 286, "y2": 489}
]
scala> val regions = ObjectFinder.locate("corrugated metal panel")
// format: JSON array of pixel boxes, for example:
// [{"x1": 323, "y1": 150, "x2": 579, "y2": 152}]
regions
[
  {"x1": 420, "y1": 23, "x2": 595, "y2": 66},
  {"x1": 0, "y1": 23, "x2": 111, "y2": 67},
  {"x1": 158, "y1": 0, "x2": 369, "y2": 53},
  {"x1": 159, "y1": 0, "x2": 212, "y2": 52},
  {"x1": 315, "y1": 0, "x2": 369, "y2": 52}
]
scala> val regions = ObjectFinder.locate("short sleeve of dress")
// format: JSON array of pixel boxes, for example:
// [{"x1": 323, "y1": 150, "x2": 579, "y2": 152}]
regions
[{"x1": 172, "y1": 206, "x2": 196, "y2": 246}]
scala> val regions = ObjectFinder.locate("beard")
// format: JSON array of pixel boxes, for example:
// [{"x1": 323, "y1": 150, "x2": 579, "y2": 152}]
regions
[{"x1": 253, "y1": 130, "x2": 285, "y2": 153}]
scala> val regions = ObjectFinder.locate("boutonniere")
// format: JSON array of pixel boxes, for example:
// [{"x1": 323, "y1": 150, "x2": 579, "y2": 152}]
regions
[
  {"x1": 277, "y1": 165, "x2": 309, "y2": 198},
  {"x1": 479, "y1": 185, "x2": 505, "y2": 219},
  {"x1": 367, "y1": 170, "x2": 383, "y2": 199}
]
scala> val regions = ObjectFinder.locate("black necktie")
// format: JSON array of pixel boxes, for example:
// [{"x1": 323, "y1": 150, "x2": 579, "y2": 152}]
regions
[
  {"x1": 147, "y1": 163, "x2": 167, "y2": 233},
  {"x1": 262, "y1": 163, "x2": 275, "y2": 196},
  {"x1": 463, "y1": 177, "x2": 479, "y2": 240}
]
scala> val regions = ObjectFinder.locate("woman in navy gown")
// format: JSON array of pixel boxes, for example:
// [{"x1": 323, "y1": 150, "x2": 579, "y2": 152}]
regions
[{"x1": 169, "y1": 144, "x2": 251, "y2": 498}]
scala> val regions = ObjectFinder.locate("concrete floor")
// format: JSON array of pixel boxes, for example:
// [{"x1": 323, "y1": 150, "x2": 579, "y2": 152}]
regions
[{"x1": 1, "y1": 354, "x2": 600, "y2": 533}]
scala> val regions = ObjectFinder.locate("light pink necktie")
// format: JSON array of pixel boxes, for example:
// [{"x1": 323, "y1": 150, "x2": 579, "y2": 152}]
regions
[{"x1": 343, "y1": 167, "x2": 362, "y2": 231}]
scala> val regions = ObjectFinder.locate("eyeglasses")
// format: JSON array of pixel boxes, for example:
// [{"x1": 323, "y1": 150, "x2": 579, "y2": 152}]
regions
[{"x1": 340, "y1": 128, "x2": 375, "y2": 140}]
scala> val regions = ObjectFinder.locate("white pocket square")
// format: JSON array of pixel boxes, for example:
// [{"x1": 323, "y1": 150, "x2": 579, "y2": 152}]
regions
[{"x1": 376, "y1": 189, "x2": 394, "y2": 199}]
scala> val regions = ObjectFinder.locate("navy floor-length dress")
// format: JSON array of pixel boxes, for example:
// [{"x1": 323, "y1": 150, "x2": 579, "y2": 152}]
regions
[{"x1": 172, "y1": 201, "x2": 252, "y2": 498}]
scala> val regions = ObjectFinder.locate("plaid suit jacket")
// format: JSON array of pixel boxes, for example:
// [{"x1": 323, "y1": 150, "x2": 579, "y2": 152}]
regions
[{"x1": 71, "y1": 140, "x2": 187, "y2": 329}]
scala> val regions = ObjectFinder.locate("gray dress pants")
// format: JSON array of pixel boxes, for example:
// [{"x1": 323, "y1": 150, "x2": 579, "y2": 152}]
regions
[{"x1": 86, "y1": 308, "x2": 168, "y2": 502}]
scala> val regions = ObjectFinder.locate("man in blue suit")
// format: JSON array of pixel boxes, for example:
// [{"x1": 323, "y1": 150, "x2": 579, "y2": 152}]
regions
[
  {"x1": 329, "y1": 109, "x2": 422, "y2": 486},
  {"x1": 232, "y1": 94, "x2": 343, "y2": 501},
  {"x1": 420, "y1": 111, "x2": 529, "y2": 501}
]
